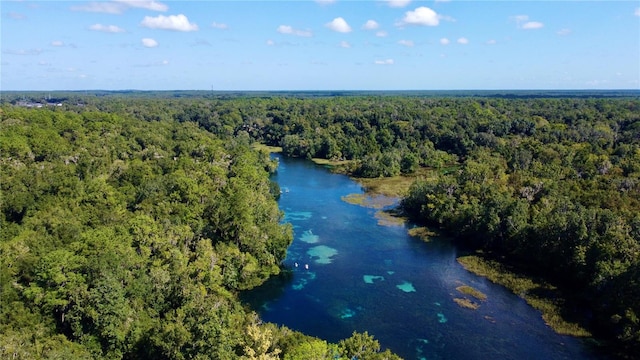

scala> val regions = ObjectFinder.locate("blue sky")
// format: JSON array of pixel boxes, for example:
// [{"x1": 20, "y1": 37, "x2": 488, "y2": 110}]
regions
[{"x1": 2, "y1": 0, "x2": 639, "y2": 90}]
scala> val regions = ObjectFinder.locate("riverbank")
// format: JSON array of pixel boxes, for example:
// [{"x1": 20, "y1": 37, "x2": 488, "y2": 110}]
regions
[
  {"x1": 457, "y1": 254, "x2": 591, "y2": 338},
  {"x1": 344, "y1": 168, "x2": 595, "y2": 340},
  {"x1": 268, "y1": 153, "x2": 598, "y2": 343}
]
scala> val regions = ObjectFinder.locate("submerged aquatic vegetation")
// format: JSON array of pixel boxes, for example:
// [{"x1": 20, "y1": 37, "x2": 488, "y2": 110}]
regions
[
  {"x1": 453, "y1": 298, "x2": 481, "y2": 310},
  {"x1": 456, "y1": 285, "x2": 487, "y2": 301}
]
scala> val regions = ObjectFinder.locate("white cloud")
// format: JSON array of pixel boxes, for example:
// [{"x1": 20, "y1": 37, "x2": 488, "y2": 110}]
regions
[
  {"x1": 440, "y1": 38, "x2": 450, "y2": 45},
  {"x1": 51, "y1": 41, "x2": 64, "y2": 47},
  {"x1": 326, "y1": 17, "x2": 352, "y2": 33},
  {"x1": 363, "y1": 20, "x2": 379, "y2": 30},
  {"x1": 89, "y1": 24, "x2": 125, "y2": 33},
  {"x1": 315, "y1": 0, "x2": 336, "y2": 5},
  {"x1": 486, "y1": 39, "x2": 497, "y2": 45},
  {"x1": 211, "y1": 22, "x2": 228, "y2": 30},
  {"x1": 635, "y1": 7, "x2": 640, "y2": 16},
  {"x1": 339, "y1": 41, "x2": 351, "y2": 48},
  {"x1": 141, "y1": 14, "x2": 198, "y2": 32},
  {"x1": 522, "y1": 21, "x2": 544, "y2": 30},
  {"x1": 71, "y1": 2, "x2": 125, "y2": 14},
  {"x1": 511, "y1": 15, "x2": 543, "y2": 30},
  {"x1": 266, "y1": 39, "x2": 275, "y2": 46},
  {"x1": 374, "y1": 59, "x2": 394, "y2": 65},
  {"x1": 557, "y1": 28, "x2": 571, "y2": 36},
  {"x1": 457, "y1": 37, "x2": 468, "y2": 44},
  {"x1": 277, "y1": 25, "x2": 312, "y2": 37},
  {"x1": 398, "y1": 39, "x2": 414, "y2": 47},
  {"x1": 376, "y1": 31, "x2": 388, "y2": 37},
  {"x1": 398, "y1": 7, "x2": 439, "y2": 26},
  {"x1": 72, "y1": 1, "x2": 167, "y2": 13},
  {"x1": 142, "y1": 38, "x2": 158, "y2": 48},
  {"x1": 385, "y1": 0, "x2": 411, "y2": 8},
  {"x1": 113, "y1": 0, "x2": 168, "y2": 12}
]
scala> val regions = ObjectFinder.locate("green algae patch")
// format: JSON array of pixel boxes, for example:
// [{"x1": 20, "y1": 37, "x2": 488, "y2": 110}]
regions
[
  {"x1": 457, "y1": 255, "x2": 591, "y2": 337},
  {"x1": 355, "y1": 168, "x2": 436, "y2": 198},
  {"x1": 408, "y1": 227, "x2": 438, "y2": 242},
  {"x1": 456, "y1": 285, "x2": 487, "y2": 301},
  {"x1": 341, "y1": 193, "x2": 396, "y2": 209},
  {"x1": 454, "y1": 298, "x2": 480, "y2": 310},
  {"x1": 311, "y1": 157, "x2": 353, "y2": 169},
  {"x1": 374, "y1": 210, "x2": 405, "y2": 227}
]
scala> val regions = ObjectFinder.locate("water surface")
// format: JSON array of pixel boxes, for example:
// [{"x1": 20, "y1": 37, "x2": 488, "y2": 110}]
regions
[{"x1": 244, "y1": 155, "x2": 602, "y2": 360}]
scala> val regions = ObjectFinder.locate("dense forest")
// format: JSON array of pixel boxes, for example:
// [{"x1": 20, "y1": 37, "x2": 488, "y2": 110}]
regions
[
  {"x1": 2, "y1": 92, "x2": 640, "y2": 358},
  {"x1": 0, "y1": 105, "x2": 400, "y2": 359}
]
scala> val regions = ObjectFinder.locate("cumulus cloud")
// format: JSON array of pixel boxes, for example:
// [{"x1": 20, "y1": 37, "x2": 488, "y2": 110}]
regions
[
  {"x1": 512, "y1": 15, "x2": 544, "y2": 30},
  {"x1": 339, "y1": 41, "x2": 351, "y2": 48},
  {"x1": 141, "y1": 14, "x2": 198, "y2": 31},
  {"x1": 486, "y1": 39, "x2": 497, "y2": 45},
  {"x1": 635, "y1": 7, "x2": 640, "y2": 16},
  {"x1": 89, "y1": 24, "x2": 125, "y2": 33},
  {"x1": 266, "y1": 39, "x2": 275, "y2": 46},
  {"x1": 398, "y1": 39, "x2": 414, "y2": 47},
  {"x1": 315, "y1": 0, "x2": 336, "y2": 5},
  {"x1": 142, "y1": 38, "x2": 158, "y2": 48},
  {"x1": 557, "y1": 28, "x2": 571, "y2": 36},
  {"x1": 51, "y1": 40, "x2": 64, "y2": 47},
  {"x1": 398, "y1": 6, "x2": 439, "y2": 26},
  {"x1": 277, "y1": 25, "x2": 313, "y2": 37},
  {"x1": 385, "y1": 0, "x2": 411, "y2": 8},
  {"x1": 457, "y1": 37, "x2": 468, "y2": 44},
  {"x1": 211, "y1": 22, "x2": 228, "y2": 30},
  {"x1": 376, "y1": 31, "x2": 388, "y2": 37},
  {"x1": 326, "y1": 17, "x2": 352, "y2": 33},
  {"x1": 363, "y1": 20, "x2": 379, "y2": 30},
  {"x1": 522, "y1": 21, "x2": 544, "y2": 29},
  {"x1": 440, "y1": 38, "x2": 450, "y2": 45},
  {"x1": 374, "y1": 59, "x2": 394, "y2": 65}
]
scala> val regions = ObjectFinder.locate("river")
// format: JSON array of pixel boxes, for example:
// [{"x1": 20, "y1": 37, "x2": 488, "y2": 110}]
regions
[{"x1": 242, "y1": 155, "x2": 602, "y2": 360}]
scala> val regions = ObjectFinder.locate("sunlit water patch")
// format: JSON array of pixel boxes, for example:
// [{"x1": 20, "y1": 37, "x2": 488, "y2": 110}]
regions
[
  {"x1": 307, "y1": 245, "x2": 338, "y2": 264},
  {"x1": 363, "y1": 275, "x2": 385, "y2": 284},
  {"x1": 283, "y1": 210, "x2": 313, "y2": 221},
  {"x1": 299, "y1": 229, "x2": 320, "y2": 243},
  {"x1": 397, "y1": 281, "x2": 416, "y2": 293}
]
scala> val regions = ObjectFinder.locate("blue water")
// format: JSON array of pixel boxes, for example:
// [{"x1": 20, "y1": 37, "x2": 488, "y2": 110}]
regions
[{"x1": 243, "y1": 155, "x2": 602, "y2": 360}]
